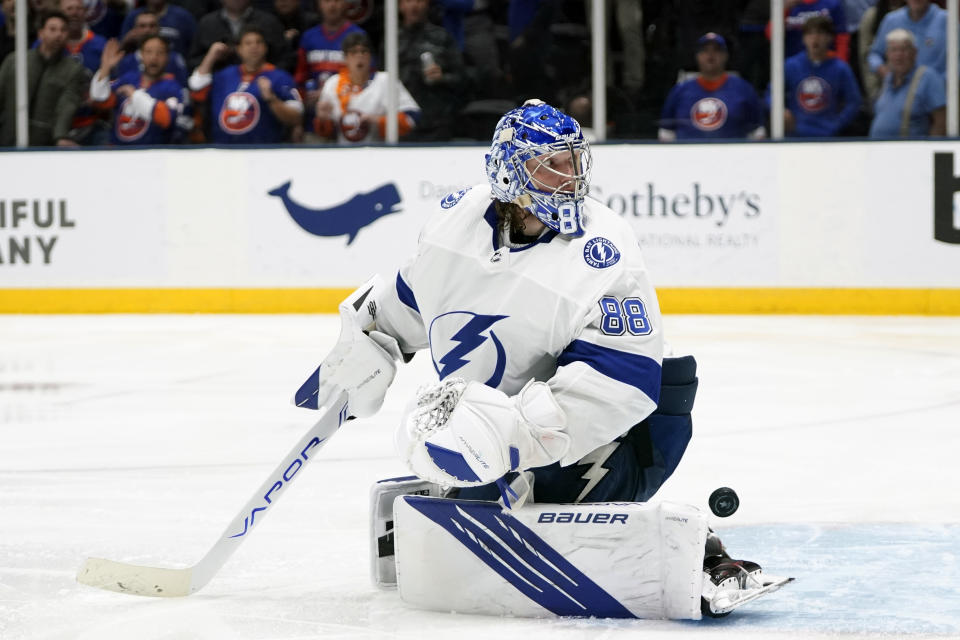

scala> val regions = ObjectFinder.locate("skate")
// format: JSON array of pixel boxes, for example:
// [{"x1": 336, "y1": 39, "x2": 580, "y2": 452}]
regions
[{"x1": 700, "y1": 533, "x2": 794, "y2": 618}]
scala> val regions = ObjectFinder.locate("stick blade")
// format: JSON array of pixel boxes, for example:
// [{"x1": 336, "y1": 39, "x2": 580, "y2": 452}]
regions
[{"x1": 77, "y1": 557, "x2": 193, "y2": 597}]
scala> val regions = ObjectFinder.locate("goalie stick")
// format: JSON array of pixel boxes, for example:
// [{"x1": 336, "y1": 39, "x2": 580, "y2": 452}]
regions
[{"x1": 76, "y1": 391, "x2": 349, "y2": 597}]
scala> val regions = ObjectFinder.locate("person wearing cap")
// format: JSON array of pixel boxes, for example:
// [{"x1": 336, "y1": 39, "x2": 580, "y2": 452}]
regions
[
  {"x1": 775, "y1": 15, "x2": 861, "y2": 136},
  {"x1": 658, "y1": 32, "x2": 765, "y2": 141}
]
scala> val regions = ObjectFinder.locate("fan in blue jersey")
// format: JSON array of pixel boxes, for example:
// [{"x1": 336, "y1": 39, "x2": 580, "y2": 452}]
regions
[
  {"x1": 119, "y1": 0, "x2": 195, "y2": 57},
  {"x1": 781, "y1": 0, "x2": 850, "y2": 62},
  {"x1": 188, "y1": 26, "x2": 304, "y2": 144},
  {"x1": 294, "y1": 0, "x2": 365, "y2": 91},
  {"x1": 90, "y1": 35, "x2": 187, "y2": 144},
  {"x1": 776, "y1": 15, "x2": 862, "y2": 137},
  {"x1": 59, "y1": 0, "x2": 106, "y2": 73},
  {"x1": 52, "y1": 0, "x2": 112, "y2": 144},
  {"x1": 113, "y1": 11, "x2": 188, "y2": 86},
  {"x1": 659, "y1": 33, "x2": 766, "y2": 141}
]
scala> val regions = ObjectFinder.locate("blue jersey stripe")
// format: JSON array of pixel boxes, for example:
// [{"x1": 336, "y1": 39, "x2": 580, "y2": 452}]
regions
[
  {"x1": 558, "y1": 339, "x2": 661, "y2": 403},
  {"x1": 395, "y1": 272, "x2": 420, "y2": 313}
]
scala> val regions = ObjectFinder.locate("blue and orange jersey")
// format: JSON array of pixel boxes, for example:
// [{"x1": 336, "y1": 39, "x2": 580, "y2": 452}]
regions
[
  {"x1": 294, "y1": 22, "x2": 365, "y2": 88},
  {"x1": 66, "y1": 29, "x2": 106, "y2": 73},
  {"x1": 193, "y1": 64, "x2": 301, "y2": 144},
  {"x1": 32, "y1": 29, "x2": 105, "y2": 72},
  {"x1": 660, "y1": 74, "x2": 764, "y2": 140},
  {"x1": 94, "y1": 70, "x2": 185, "y2": 145}
]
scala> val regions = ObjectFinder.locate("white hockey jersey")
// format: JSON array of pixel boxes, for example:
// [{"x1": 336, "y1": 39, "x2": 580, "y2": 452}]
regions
[
  {"x1": 376, "y1": 185, "x2": 664, "y2": 465},
  {"x1": 318, "y1": 70, "x2": 419, "y2": 144}
]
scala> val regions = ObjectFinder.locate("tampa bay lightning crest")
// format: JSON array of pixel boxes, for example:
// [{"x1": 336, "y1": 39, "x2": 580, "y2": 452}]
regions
[
  {"x1": 440, "y1": 188, "x2": 470, "y2": 209},
  {"x1": 583, "y1": 237, "x2": 621, "y2": 269},
  {"x1": 429, "y1": 311, "x2": 509, "y2": 387}
]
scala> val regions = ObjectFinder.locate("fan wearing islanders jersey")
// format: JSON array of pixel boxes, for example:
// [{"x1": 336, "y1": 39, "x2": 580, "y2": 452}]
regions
[
  {"x1": 294, "y1": 0, "x2": 365, "y2": 93},
  {"x1": 314, "y1": 31, "x2": 419, "y2": 144},
  {"x1": 659, "y1": 33, "x2": 765, "y2": 141},
  {"x1": 113, "y1": 10, "x2": 188, "y2": 86},
  {"x1": 59, "y1": 0, "x2": 106, "y2": 72},
  {"x1": 53, "y1": 0, "x2": 107, "y2": 143},
  {"x1": 782, "y1": 0, "x2": 849, "y2": 62},
  {"x1": 778, "y1": 15, "x2": 861, "y2": 137},
  {"x1": 189, "y1": 26, "x2": 303, "y2": 144},
  {"x1": 89, "y1": 35, "x2": 185, "y2": 144}
]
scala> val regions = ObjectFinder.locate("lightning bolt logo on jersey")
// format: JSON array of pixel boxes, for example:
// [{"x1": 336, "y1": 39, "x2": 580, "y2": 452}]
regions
[
  {"x1": 373, "y1": 185, "x2": 665, "y2": 468},
  {"x1": 429, "y1": 312, "x2": 508, "y2": 388}
]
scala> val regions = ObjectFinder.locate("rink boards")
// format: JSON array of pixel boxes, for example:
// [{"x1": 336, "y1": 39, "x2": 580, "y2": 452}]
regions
[{"x1": 1, "y1": 141, "x2": 958, "y2": 313}]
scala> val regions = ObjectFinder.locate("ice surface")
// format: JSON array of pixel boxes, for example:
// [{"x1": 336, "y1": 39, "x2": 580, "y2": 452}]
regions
[{"x1": 2, "y1": 314, "x2": 959, "y2": 639}]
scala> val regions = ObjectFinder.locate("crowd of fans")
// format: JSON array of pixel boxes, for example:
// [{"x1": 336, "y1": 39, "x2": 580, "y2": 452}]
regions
[{"x1": 0, "y1": 0, "x2": 953, "y2": 146}]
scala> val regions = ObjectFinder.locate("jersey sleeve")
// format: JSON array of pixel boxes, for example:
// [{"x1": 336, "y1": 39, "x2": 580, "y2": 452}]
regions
[
  {"x1": 547, "y1": 240, "x2": 664, "y2": 465},
  {"x1": 373, "y1": 261, "x2": 429, "y2": 356},
  {"x1": 272, "y1": 70, "x2": 302, "y2": 103}
]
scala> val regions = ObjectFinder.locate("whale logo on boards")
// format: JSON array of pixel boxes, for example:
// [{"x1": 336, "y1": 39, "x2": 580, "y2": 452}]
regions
[{"x1": 268, "y1": 181, "x2": 403, "y2": 244}]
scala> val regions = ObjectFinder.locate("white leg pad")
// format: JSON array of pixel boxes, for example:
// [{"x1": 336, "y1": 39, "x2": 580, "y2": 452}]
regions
[
  {"x1": 369, "y1": 476, "x2": 446, "y2": 588},
  {"x1": 393, "y1": 496, "x2": 708, "y2": 620}
]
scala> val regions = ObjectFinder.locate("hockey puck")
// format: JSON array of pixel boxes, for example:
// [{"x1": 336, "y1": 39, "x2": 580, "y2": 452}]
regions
[{"x1": 708, "y1": 487, "x2": 739, "y2": 518}]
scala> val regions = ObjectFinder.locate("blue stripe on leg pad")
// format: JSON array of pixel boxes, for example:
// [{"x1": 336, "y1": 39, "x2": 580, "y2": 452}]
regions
[{"x1": 404, "y1": 496, "x2": 636, "y2": 618}]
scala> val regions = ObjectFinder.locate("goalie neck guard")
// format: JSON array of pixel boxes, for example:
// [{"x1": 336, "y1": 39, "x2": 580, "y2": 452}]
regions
[{"x1": 484, "y1": 99, "x2": 593, "y2": 237}]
